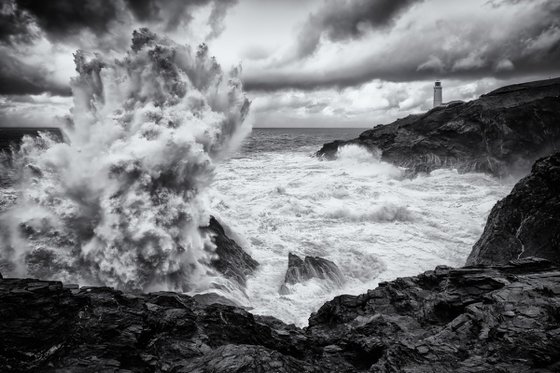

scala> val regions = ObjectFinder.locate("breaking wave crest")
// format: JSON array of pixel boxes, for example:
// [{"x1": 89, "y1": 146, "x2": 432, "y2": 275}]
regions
[
  {"x1": 0, "y1": 29, "x2": 250, "y2": 292},
  {"x1": 322, "y1": 200, "x2": 414, "y2": 222},
  {"x1": 335, "y1": 144, "x2": 403, "y2": 178}
]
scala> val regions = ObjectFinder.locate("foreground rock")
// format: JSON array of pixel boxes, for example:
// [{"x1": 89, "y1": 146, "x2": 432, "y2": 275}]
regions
[
  {"x1": 0, "y1": 276, "x2": 316, "y2": 372},
  {"x1": 202, "y1": 216, "x2": 259, "y2": 286},
  {"x1": 309, "y1": 257, "x2": 560, "y2": 372},
  {"x1": 2, "y1": 257, "x2": 560, "y2": 372},
  {"x1": 467, "y1": 152, "x2": 560, "y2": 266},
  {"x1": 280, "y1": 253, "x2": 344, "y2": 294},
  {"x1": 317, "y1": 77, "x2": 560, "y2": 176}
]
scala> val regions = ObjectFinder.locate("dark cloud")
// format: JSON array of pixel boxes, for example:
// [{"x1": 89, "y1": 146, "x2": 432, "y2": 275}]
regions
[
  {"x1": 124, "y1": 0, "x2": 237, "y2": 38},
  {"x1": 0, "y1": 0, "x2": 238, "y2": 96},
  {"x1": 0, "y1": 52, "x2": 71, "y2": 96},
  {"x1": 0, "y1": 1, "x2": 35, "y2": 44},
  {"x1": 14, "y1": 0, "x2": 121, "y2": 41},
  {"x1": 295, "y1": 0, "x2": 423, "y2": 60},
  {"x1": 0, "y1": 0, "x2": 125, "y2": 97},
  {"x1": 125, "y1": 0, "x2": 200, "y2": 31},
  {"x1": 246, "y1": 0, "x2": 560, "y2": 91},
  {"x1": 206, "y1": 0, "x2": 238, "y2": 40},
  {"x1": 0, "y1": 0, "x2": 236, "y2": 43}
]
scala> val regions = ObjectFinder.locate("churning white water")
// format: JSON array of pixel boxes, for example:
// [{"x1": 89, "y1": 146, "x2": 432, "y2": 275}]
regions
[
  {"x1": 0, "y1": 30, "x2": 515, "y2": 327},
  {"x1": 209, "y1": 128, "x2": 515, "y2": 325},
  {"x1": 0, "y1": 29, "x2": 251, "y2": 293}
]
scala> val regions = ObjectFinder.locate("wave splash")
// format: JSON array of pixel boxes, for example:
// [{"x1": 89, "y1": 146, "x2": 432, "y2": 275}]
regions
[{"x1": 0, "y1": 29, "x2": 251, "y2": 292}]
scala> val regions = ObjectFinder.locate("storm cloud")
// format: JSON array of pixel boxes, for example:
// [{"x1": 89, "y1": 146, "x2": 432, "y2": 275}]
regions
[
  {"x1": 0, "y1": 0, "x2": 237, "y2": 96},
  {"x1": 14, "y1": 0, "x2": 121, "y2": 41},
  {"x1": 0, "y1": 52, "x2": 70, "y2": 95},
  {"x1": 244, "y1": 0, "x2": 560, "y2": 91},
  {"x1": 1, "y1": 0, "x2": 560, "y2": 128},
  {"x1": 124, "y1": 0, "x2": 238, "y2": 38},
  {"x1": 295, "y1": 0, "x2": 423, "y2": 60}
]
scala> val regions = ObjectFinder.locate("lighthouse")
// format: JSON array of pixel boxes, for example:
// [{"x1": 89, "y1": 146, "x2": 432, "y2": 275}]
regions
[{"x1": 433, "y1": 80, "x2": 443, "y2": 107}]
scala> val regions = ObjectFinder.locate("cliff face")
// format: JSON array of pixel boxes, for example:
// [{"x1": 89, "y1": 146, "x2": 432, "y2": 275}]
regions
[
  {"x1": 317, "y1": 78, "x2": 560, "y2": 176},
  {"x1": 1, "y1": 258, "x2": 559, "y2": 372},
  {"x1": 467, "y1": 152, "x2": 560, "y2": 266}
]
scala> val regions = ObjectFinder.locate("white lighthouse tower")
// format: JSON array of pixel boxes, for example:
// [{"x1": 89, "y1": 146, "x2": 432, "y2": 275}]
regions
[{"x1": 433, "y1": 80, "x2": 443, "y2": 107}]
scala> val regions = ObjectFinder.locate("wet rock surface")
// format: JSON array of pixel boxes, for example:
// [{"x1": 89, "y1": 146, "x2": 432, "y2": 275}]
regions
[
  {"x1": 202, "y1": 216, "x2": 259, "y2": 287},
  {"x1": 317, "y1": 77, "x2": 560, "y2": 176},
  {"x1": 280, "y1": 253, "x2": 344, "y2": 294},
  {"x1": 467, "y1": 152, "x2": 560, "y2": 266},
  {"x1": 2, "y1": 257, "x2": 560, "y2": 372}
]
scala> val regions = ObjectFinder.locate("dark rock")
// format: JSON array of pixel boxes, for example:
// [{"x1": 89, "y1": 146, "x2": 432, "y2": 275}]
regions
[
  {"x1": 177, "y1": 344, "x2": 322, "y2": 373},
  {"x1": 467, "y1": 152, "x2": 560, "y2": 266},
  {"x1": 0, "y1": 277, "x2": 316, "y2": 372},
  {"x1": 202, "y1": 216, "x2": 259, "y2": 286},
  {"x1": 317, "y1": 77, "x2": 560, "y2": 177},
  {"x1": 280, "y1": 253, "x2": 344, "y2": 294},
  {"x1": 1, "y1": 258, "x2": 560, "y2": 372},
  {"x1": 193, "y1": 292, "x2": 243, "y2": 308},
  {"x1": 307, "y1": 258, "x2": 560, "y2": 372}
]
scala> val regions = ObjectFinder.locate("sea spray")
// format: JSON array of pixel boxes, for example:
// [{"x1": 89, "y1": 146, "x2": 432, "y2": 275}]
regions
[{"x1": 0, "y1": 29, "x2": 251, "y2": 292}]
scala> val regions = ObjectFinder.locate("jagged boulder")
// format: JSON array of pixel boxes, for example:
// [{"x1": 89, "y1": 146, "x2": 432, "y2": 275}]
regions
[
  {"x1": 202, "y1": 216, "x2": 259, "y2": 286},
  {"x1": 467, "y1": 152, "x2": 560, "y2": 265},
  {"x1": 279, "y1": 253, "x2": 344, "y2": 294},
  {"x1": 317, "y1": 77, "x2": 560, "y2": 176}
]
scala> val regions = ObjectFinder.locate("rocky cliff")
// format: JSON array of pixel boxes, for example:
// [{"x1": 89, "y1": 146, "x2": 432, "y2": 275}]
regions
[
  {"x1": 1, "y1": 257, "x2": 559, "y2": 372},
  {"x1": 467, "y1": 152, "x2": 560, "y2": 266},
  {"x1": 317, "y1": 77, "x2": 560, "y2": 176}
]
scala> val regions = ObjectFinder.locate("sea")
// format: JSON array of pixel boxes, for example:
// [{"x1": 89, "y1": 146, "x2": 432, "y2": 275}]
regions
[{"x1": 209, "y1": 127, "x2": 515, "y2": 326}]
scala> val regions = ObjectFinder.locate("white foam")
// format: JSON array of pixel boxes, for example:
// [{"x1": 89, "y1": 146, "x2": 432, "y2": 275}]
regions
[
  {"x1": 0, "y1": 29, "x2": 251, "y2": 293},
  {"x1": 210, "y1": 146, "x2": 514, "y2": 326}
]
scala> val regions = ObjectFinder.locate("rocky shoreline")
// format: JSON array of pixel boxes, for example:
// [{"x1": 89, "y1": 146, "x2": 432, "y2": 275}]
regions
[
  {"x1": 2, "y1": 151, "x2": 560, "y2": 372},
  {"x1": 467, "y1": 152, "x2": 560, "y2": 266},
  {"x1": 1, "y1": 258, "x2": 559, "y2": 372},
  {"x1": 317, "y1": 77, "x2": 560, "y2": 177}
]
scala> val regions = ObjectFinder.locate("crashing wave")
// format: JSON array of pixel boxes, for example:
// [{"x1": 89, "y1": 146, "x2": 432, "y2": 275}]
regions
[{"x1": 0, "y1": 28, "x2": 251, "y2": 292}]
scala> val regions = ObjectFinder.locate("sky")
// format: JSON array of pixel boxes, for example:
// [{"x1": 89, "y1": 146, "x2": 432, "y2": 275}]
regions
[{"x1": 0, "y1": 0, "x2": 559, "y2": 128}]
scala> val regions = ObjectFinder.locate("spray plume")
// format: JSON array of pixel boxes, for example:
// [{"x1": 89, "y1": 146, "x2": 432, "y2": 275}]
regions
[{"x1": 0, "y1": 28, "x2": 251, "y2": 292}]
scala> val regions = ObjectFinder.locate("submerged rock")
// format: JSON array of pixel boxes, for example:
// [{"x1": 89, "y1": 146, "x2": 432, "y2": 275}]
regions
[
  {"x1": 317, "y1": 77, "x2": 560, "y2": 176},
  {"x1": 467, "y1": 152, "x2": 560, "y2": 266},
  {"x1": 1, "y1": 258, "x2": 559, "y2": 372},
  {"x1": 203, "y1": 216, "x2": 259, "y2": 286},
  {"x1": 280, "y1": 253, "x2": 344, "y2": 294}
]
